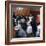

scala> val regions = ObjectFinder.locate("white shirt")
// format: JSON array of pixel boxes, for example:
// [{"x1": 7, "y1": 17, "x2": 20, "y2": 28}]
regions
[
  {"x1": 36, "y1": 25, "x2": 40, "y2": 36},
  {"x1": 27, "y1": 25, "x2": 32, "y2": 34}
]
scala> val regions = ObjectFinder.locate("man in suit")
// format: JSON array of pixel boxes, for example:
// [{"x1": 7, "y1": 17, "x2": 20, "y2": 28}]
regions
[{"x1": 36, "y1": 14, "x2": 40, "y2": 37}]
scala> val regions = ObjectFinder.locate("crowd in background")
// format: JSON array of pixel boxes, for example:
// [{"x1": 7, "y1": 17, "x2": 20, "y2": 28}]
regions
[{"x1": 12, "y1": 7, "x2": 40, "y2": 38}]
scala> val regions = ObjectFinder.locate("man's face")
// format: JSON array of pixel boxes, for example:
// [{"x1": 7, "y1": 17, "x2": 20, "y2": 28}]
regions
[
  {"x1": 20, "y1": 18, "x2": 25, "y2": 23},
  {"x1": 36, "y1": 15, "x2": 40, "y2": 24}
]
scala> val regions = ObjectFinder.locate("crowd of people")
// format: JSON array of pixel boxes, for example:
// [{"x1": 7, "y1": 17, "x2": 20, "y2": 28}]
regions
[
  {"x1": 13, "y1": 14, "x2": 40, "y2": 38},
  {"x1": 12, "y1": 7, "x2": 40, "y2": 38}
]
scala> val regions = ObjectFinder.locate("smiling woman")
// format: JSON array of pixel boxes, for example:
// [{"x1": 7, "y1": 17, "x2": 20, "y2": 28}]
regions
[{"x1": 5, "y1": 1, "x2": 45, "y2": 45}]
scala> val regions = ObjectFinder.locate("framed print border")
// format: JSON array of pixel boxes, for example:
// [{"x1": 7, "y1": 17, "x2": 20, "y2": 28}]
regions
[{"x1": 5, "y1": 1, "x2": 45, "y2": 45}]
